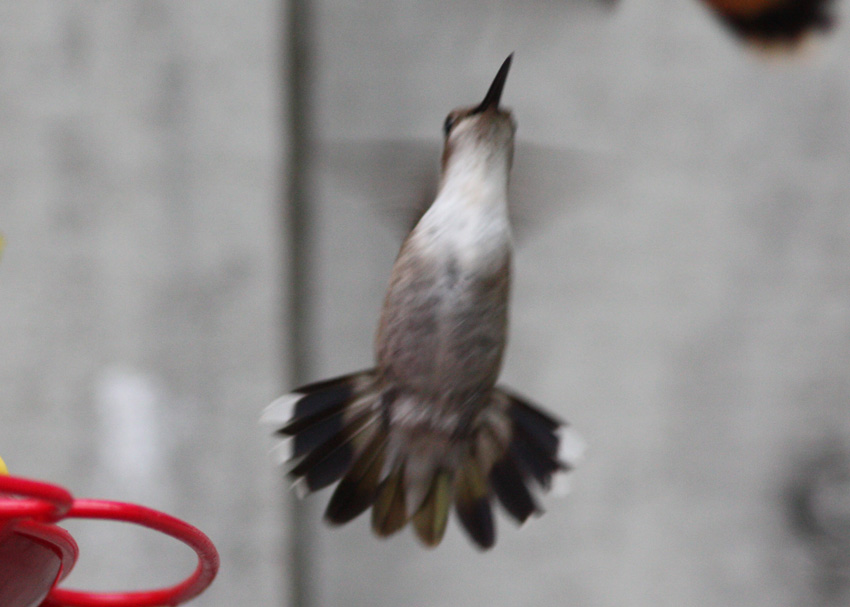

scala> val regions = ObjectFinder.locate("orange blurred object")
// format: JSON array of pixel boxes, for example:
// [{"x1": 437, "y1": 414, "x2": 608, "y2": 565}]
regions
[{"x1": 700, "y1": 0, "x2": 836, "y2": 46}]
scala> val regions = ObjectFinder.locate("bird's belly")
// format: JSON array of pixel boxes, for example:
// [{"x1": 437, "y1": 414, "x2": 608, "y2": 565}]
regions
[{"x1": 376, "y1": 260, "x2": 510, "y2": 403}]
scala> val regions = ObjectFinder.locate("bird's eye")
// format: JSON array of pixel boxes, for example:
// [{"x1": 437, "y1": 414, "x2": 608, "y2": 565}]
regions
[{"x1": 443, "y1": 115, "x2": 456, "y2": 136}]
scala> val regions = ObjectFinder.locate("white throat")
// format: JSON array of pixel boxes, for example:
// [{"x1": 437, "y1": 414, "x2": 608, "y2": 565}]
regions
[{"x1": 412, "y1": 150, "x2": 512, "y2": 270}]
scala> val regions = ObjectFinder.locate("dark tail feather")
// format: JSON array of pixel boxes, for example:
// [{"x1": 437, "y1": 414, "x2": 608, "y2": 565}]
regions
[
  {"x1": 263, "y1": 370, "x2": 379, "y2": 493},
  {"x1": 288, "y1": 410, "x2": 375, "y2": 492},
  {"x1": 485, "y1": 388, "x2": 579, "y2": 531},
  {"x1": 372, "y1": 463, "x2": 408, "y2": 536},
  {"x1": 454, "y1": 458, "x2": 495, "y2": 549},
  {"x1": 510, "y1": 399, "x2": 561, "y2": 455},
  {"x1": 503, "y1": 392, "x2": 566, "y2": 490},
  {"x1": 490, "y1": 456, "x2": 539, "y2": 524},
  {"x1": 289, "y1": 407, "x2": 347, "y2": 460},
  {"x1": 278, "y1": 372, "x2": 362, "y2": 433},
  {"x1": 411, "y1": 469, "x2": 451, "y2": 547},
  {"x1": 325, "y1": 429, "x2": 388, "y2": 525}
]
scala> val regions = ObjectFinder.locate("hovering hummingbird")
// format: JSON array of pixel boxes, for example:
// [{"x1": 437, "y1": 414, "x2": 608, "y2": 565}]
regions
[
  {"x1": 699, "y1": 0, "x2": 836, "y2": 47},
  {"x1": 263, "y1": 55, "x2": 578, "y2": 550}
]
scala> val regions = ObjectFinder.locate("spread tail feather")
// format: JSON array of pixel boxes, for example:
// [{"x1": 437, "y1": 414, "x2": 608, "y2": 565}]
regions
[
  {"x1": 325, "y1": 428, "x2": 388, "y2": 524},
  {"x1": 263, "y1": 375, "x2": 581, "y2": 549},
  {"x1": 371, "y1": 461, "x2": 408, "y2": 536},
  {"x1": 411, "y1": 469, "x2": 451, "y2": 546},
  {"x1": 263, "y1": 370, "x2": 380, "y2": 494}
]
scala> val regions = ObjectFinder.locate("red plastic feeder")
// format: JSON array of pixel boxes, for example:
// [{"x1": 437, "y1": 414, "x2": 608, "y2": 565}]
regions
[{"x1": 0, "y1": 473, "x2": 219, "y2": 607}]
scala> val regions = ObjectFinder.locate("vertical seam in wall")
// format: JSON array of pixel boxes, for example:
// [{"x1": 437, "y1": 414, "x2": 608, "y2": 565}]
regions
[{"x1": 282, "y1": 0, "x2": 317, "y2": 606}]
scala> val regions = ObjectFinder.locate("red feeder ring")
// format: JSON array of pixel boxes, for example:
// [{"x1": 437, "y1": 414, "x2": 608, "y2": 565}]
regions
[
  {"x1": 0, "y1": 517, "x2": 78, "y2": 607},
  {"x1": 0, "y1": 475, "x2": 219, "y2": 607},
  {"x1": 0, "y1": 475, "x2": 74, "y2": 522}
]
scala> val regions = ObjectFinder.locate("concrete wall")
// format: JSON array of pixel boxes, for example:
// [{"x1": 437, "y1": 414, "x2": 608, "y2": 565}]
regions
[
  {"x1": 0, "y1": 3, "x2": 282, "y2": 605},
  {"x1": 2, "y1": 1, "x2": 849, "y2": 606}
]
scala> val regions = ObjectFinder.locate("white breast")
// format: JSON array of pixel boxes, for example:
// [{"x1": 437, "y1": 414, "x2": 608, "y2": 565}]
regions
[{"x1": 412, "y1": 164, "x2": 512, "y2": 273}]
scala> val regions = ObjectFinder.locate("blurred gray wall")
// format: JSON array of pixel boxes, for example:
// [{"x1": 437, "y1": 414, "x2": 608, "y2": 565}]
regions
[
  {"x1": 0, "y1": 2, "x2": 282, "y2": 605},
  {"x1": 2, "y1": 1, "x2": 850, "y2": 607}
]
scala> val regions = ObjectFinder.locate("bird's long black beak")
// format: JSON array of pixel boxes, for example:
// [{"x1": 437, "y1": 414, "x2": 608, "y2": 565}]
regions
[{"x1": 474, "y1": 53, "x2": 513, "y2": 113}]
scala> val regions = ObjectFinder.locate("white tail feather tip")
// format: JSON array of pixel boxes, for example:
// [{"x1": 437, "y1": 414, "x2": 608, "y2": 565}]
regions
[
  {"x1": 551, "y1": 426, "x2": 586, "y2": 498},
  {"x1": 552, "y1": 471, "x2": 574, "y2": 497},
  {"x1": 260, "y1": 393, "x2": 303, "y2": 426},
  {"x1": 557, "y1": 426, "x2": 587, "y2": 468},
  {"x1": 269, "y1": 438, "x2": 293, "y2": 467},
  {"x1": 292, "y1": 478, "x2": 309, "y2": 500}
]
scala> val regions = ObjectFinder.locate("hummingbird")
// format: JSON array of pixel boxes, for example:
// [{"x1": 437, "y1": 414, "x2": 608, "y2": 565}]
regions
[
  {"x1": 699, "y1": 0, "x2": 836, "y2": 47},
  {"x1": 263, "y1": 55, "x2": 577, "y2": 550}
]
